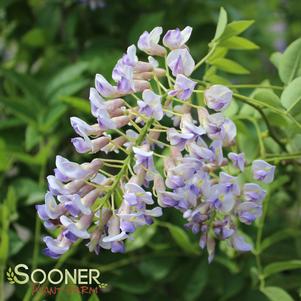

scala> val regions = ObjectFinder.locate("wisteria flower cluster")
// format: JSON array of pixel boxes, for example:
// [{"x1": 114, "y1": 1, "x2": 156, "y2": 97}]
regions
[{"x1": 37, "y1": 26, "x2": 275, "y2": 262}]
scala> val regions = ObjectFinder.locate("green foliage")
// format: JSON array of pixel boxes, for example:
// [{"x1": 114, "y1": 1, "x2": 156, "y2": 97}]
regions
[
  {"x1": 261, "y1": 287, "x2": 294, "y2": 301},
  {"x1": 279, "y1": 38, "x2": 301, "y2": 84},
  {"x1": 280, "y1": 76, "x2": 301, "y2": 115}
]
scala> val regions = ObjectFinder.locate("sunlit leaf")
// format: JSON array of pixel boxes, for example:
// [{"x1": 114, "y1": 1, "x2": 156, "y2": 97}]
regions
[
  {"x1": 279, "y1": 38, "x2": 301, "y2": 84},
  {"x1": 211, "y1": 58, "x2": 249, "y2": 74},
  {"x1": 261, "y1": 229, "x2": 301, "y2": 252},
  {"x1": 213, "y1": 7, "x2": 228, "y2": 41},
  {"x1": 220, "y1": 20, "x2": 255, "y2": 41},
  {"x1": 260, "y1": 287, "x2": 294, "y2": 301},
  {"x1": 263, "y1": 260, "x2": 301, "y2": 278},
  {"x1": 270, "y1": 52, "x2": 282, "y2": 69},
  {"x1": 280, "y1": 76, "x2": 301, "y2": 115},
  {"x1": 219, "y1": 36, "x2": 259, "y2": 50}
]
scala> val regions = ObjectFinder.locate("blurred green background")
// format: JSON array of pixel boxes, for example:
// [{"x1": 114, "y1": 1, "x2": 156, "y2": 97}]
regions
[{"x1": 0, "y1": 0, "x2": 301, "y2": 300}]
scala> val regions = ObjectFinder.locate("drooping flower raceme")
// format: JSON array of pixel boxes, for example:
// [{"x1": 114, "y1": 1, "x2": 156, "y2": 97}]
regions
[{"x1": 37, "y1": 25, "x2": 275, "y2": 262}]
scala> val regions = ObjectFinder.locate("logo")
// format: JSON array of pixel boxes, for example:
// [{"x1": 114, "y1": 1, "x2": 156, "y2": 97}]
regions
[
  {"x1": 6, "y1": 264, "x2": 108, "y2": 296},
  {"x1": 6, "y1": 267, "x2": 16, "y2": 284}
]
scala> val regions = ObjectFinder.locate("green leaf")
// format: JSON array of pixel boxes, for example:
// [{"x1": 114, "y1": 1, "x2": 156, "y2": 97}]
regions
[
  {"x1": 211, "y1": 58, "x2": 249, "y2": 74},
  {"x1": 270, "y1": 52, "x2": 282, "y2": 69},
  {"x1": 220, "y1": 20, "x2": 255, "y2": 41},
  {"x1": 279, "y1": 38, "x2": 301, "y2": 84},
  {"x1": 25, "y1": 125, "x2": 41, "y2": 151},
  {"x1": 261, "y1": 229, "x2": 301, "y2": 252},
  {"x1": 219, "y1": 36, "x2": 259, "y2": 50},
  {"x1": 163, "y1": 223, "x2": 199, "y2": 254},
  {"x1": 0, "y1": 96, "x2": 38, "y2": 126},
  {"x1": 5, "y1": 186, "x2": 17, "y2": 219},
  {"x1": 207, "y1": 47, "x2": 228, "y2": 63},
  {"x1": 0, "y1": 139, "x2": 13, "y2": 172},
  {"x1": 41, "y1": 104, "x2": 67, "y2": 132},
  {"x1": 22, "y1": 28, "x2": 46, "y2": 47},
  {"x1": 252, "y1": 88, "x2": 281, "y2": 108},
  {"x1": 46, "y1": 62, "x2": 88, "y2": 99},
  {"x1": 126, "y1": 224, "x2": 157, "y2": 252},
  {"x1": 213, "y1": 7, "x2": 228, "y2": 41},
  {"x1": 138, "y1": 256, "x2": 175, "y2": 281},
  {"x1": 61, "y1": 96, "x2": 91, "y2": 114},
  {"x1": 1, "y1": 69, "x2": 43, "y2": 104},
  {"x1": 260, "y1": 287, "x2": 294, "y2": 301},
  {"x1": 0, "y1": 118, "x2": 24, "y2": 130},
  {"x1": 0, "y1": 205, "x2": 9, "y2": 262},
  {"x1": 49, "y1": 79, "x2": 89, "y2": 103},
  {"x1": 13, "y1": 178, "x2": 43, "y2": 200},
  {"x1": 182, "y1": 259, "x2": 208, "y2": 301},
  {"x1": 280, "y1": 76, "x2": 301, "y2": 115},
  {"x1": 56, "y1": 284, "x2": 82, "y2": 301},
  {"x1": 215, "y1": 256, "x2": 240, "y2": 274},
  {"x1": 263, "y1": 260, "x2": 301, "y2": 278},
  {"x1": 9, "y1": 230, "x2": 27, "y2": 256}
]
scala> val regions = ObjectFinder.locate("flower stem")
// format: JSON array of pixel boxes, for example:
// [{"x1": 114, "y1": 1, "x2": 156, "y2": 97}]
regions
[
  {"x1": 24, "y1": 143, "x2": 46, "y2": 301},
  {"x1": 264, "y1": 152, "x2": 301, "y2": 162},
  {"x1": 101, "y1": 118, "x2": 154, "y2": 212},
  {"x1": 233, "y1": 93, "x2": 301, "y2": 130},
  {"x1": 227, "y1": 84, "x2": 283, "y2": 90},
  {"x1": 255, "y1": 193, "x2": 270, "y2": 289},
  {"x1": 194, "y1": 44, "x2": 217, "y2": 71}
]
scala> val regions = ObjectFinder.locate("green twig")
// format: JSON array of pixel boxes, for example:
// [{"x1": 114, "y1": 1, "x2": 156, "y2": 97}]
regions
[{"x1": 194, "y1": 44, "x2": 217, "y2": 71}]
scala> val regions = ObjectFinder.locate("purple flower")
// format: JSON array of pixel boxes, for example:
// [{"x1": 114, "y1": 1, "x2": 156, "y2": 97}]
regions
[
  {"x1": 133, "y1": 146, "x2": 156, "y2": 181},
  {"x1": 209, "y1": 140, "x2": 224, "y2": 166},
  {"x1": 167, "y1": 128, "x2": 194, "y2": 151},
  {"x1": 213, "y1": 219, "x2": 235, "y2": 240},
  {"x1": 55, "y1": 156, "x2": 101, "y2": 181},
  {"x1": 138, "y1": 27, "x2": 166, "y2": 56},
  {"x1": 113, "y1": 45, "x2": 138, "y2": 82},
  {"x1": 71, "y1": 136, "x2": 110, "y2": 154},
  {"x1": 60, "y1": 214, "x2": 92, "y2": 241},
  {"x1": 36, "y1": 192, "x2": 65, "y2": 224},
  {"x1": 252, "y1": 160, "x2": 275, "y2": 184},
  {"x1": 95, "y1": 74, "x2": 119, "y2": 98},
  {"x1": 117, "y1": 204, "x2": 162, "y2": 233},
  {"x1": 101, "y1": 215, "x2": 128, "y2": 253},
  {"x1": 207, "y1": 236, "x2": 216, "y2": 263},
  {"x1": 169, "y1": 74, "x2": 196, "y2": 100},
  {"x1": 166, "y1": 48, "x2": 195, "y2": 76},
  {"x1": 138, "y1": 89, "x2": 163, "y2": 120},
  {"x1": 231, "y1": 234, "x2": 252, "y2": 252},
  {"x1": 236, "y1": 202, "x2": 262, "y2": 224},
  {"x1": 205, "y1": 85, "x2": 233, "y2": 111},
  {"x1": 189, "y1": 142, "x2": 215, "y2": 163},
  {"x1": 43, "y1": 235, "x2": 71, "y2": 259},
  {"x1": 219, "y1": 172, "x2": 240, "y2": 196},
  {"x1": 70, "y1": 117, "x2": 102, "y2": 137},
  {"x1": 222, "y1": 119, "x2": 237, "y2": 146},
  {"x1": 208, "y1": 184, "x2": 235, "y2": 213},
  {"x1": 243, "y1": 183, "x2": 266, "y2": 203},
  {"x1": 199, "y1": 109, "x2": 226, "y2": 141},
  {"x1": 124, "y1": 183, "x2": 154, "y2": 207},
  {"x1": 96, "y1": 108, "x2": 117, "y2": 130},
  {"x1": 180, "y1": 113, "x2": 206, "y2": 138},
  {"x1": 163, "y1": 26, "x2": 192, "y2": 49},
  {"x1": 228, "y1": 152, "x2": 245, "y2": 171},
  {"x1": 58, "y1": 194, "x2": 91, "y2": 217}
]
